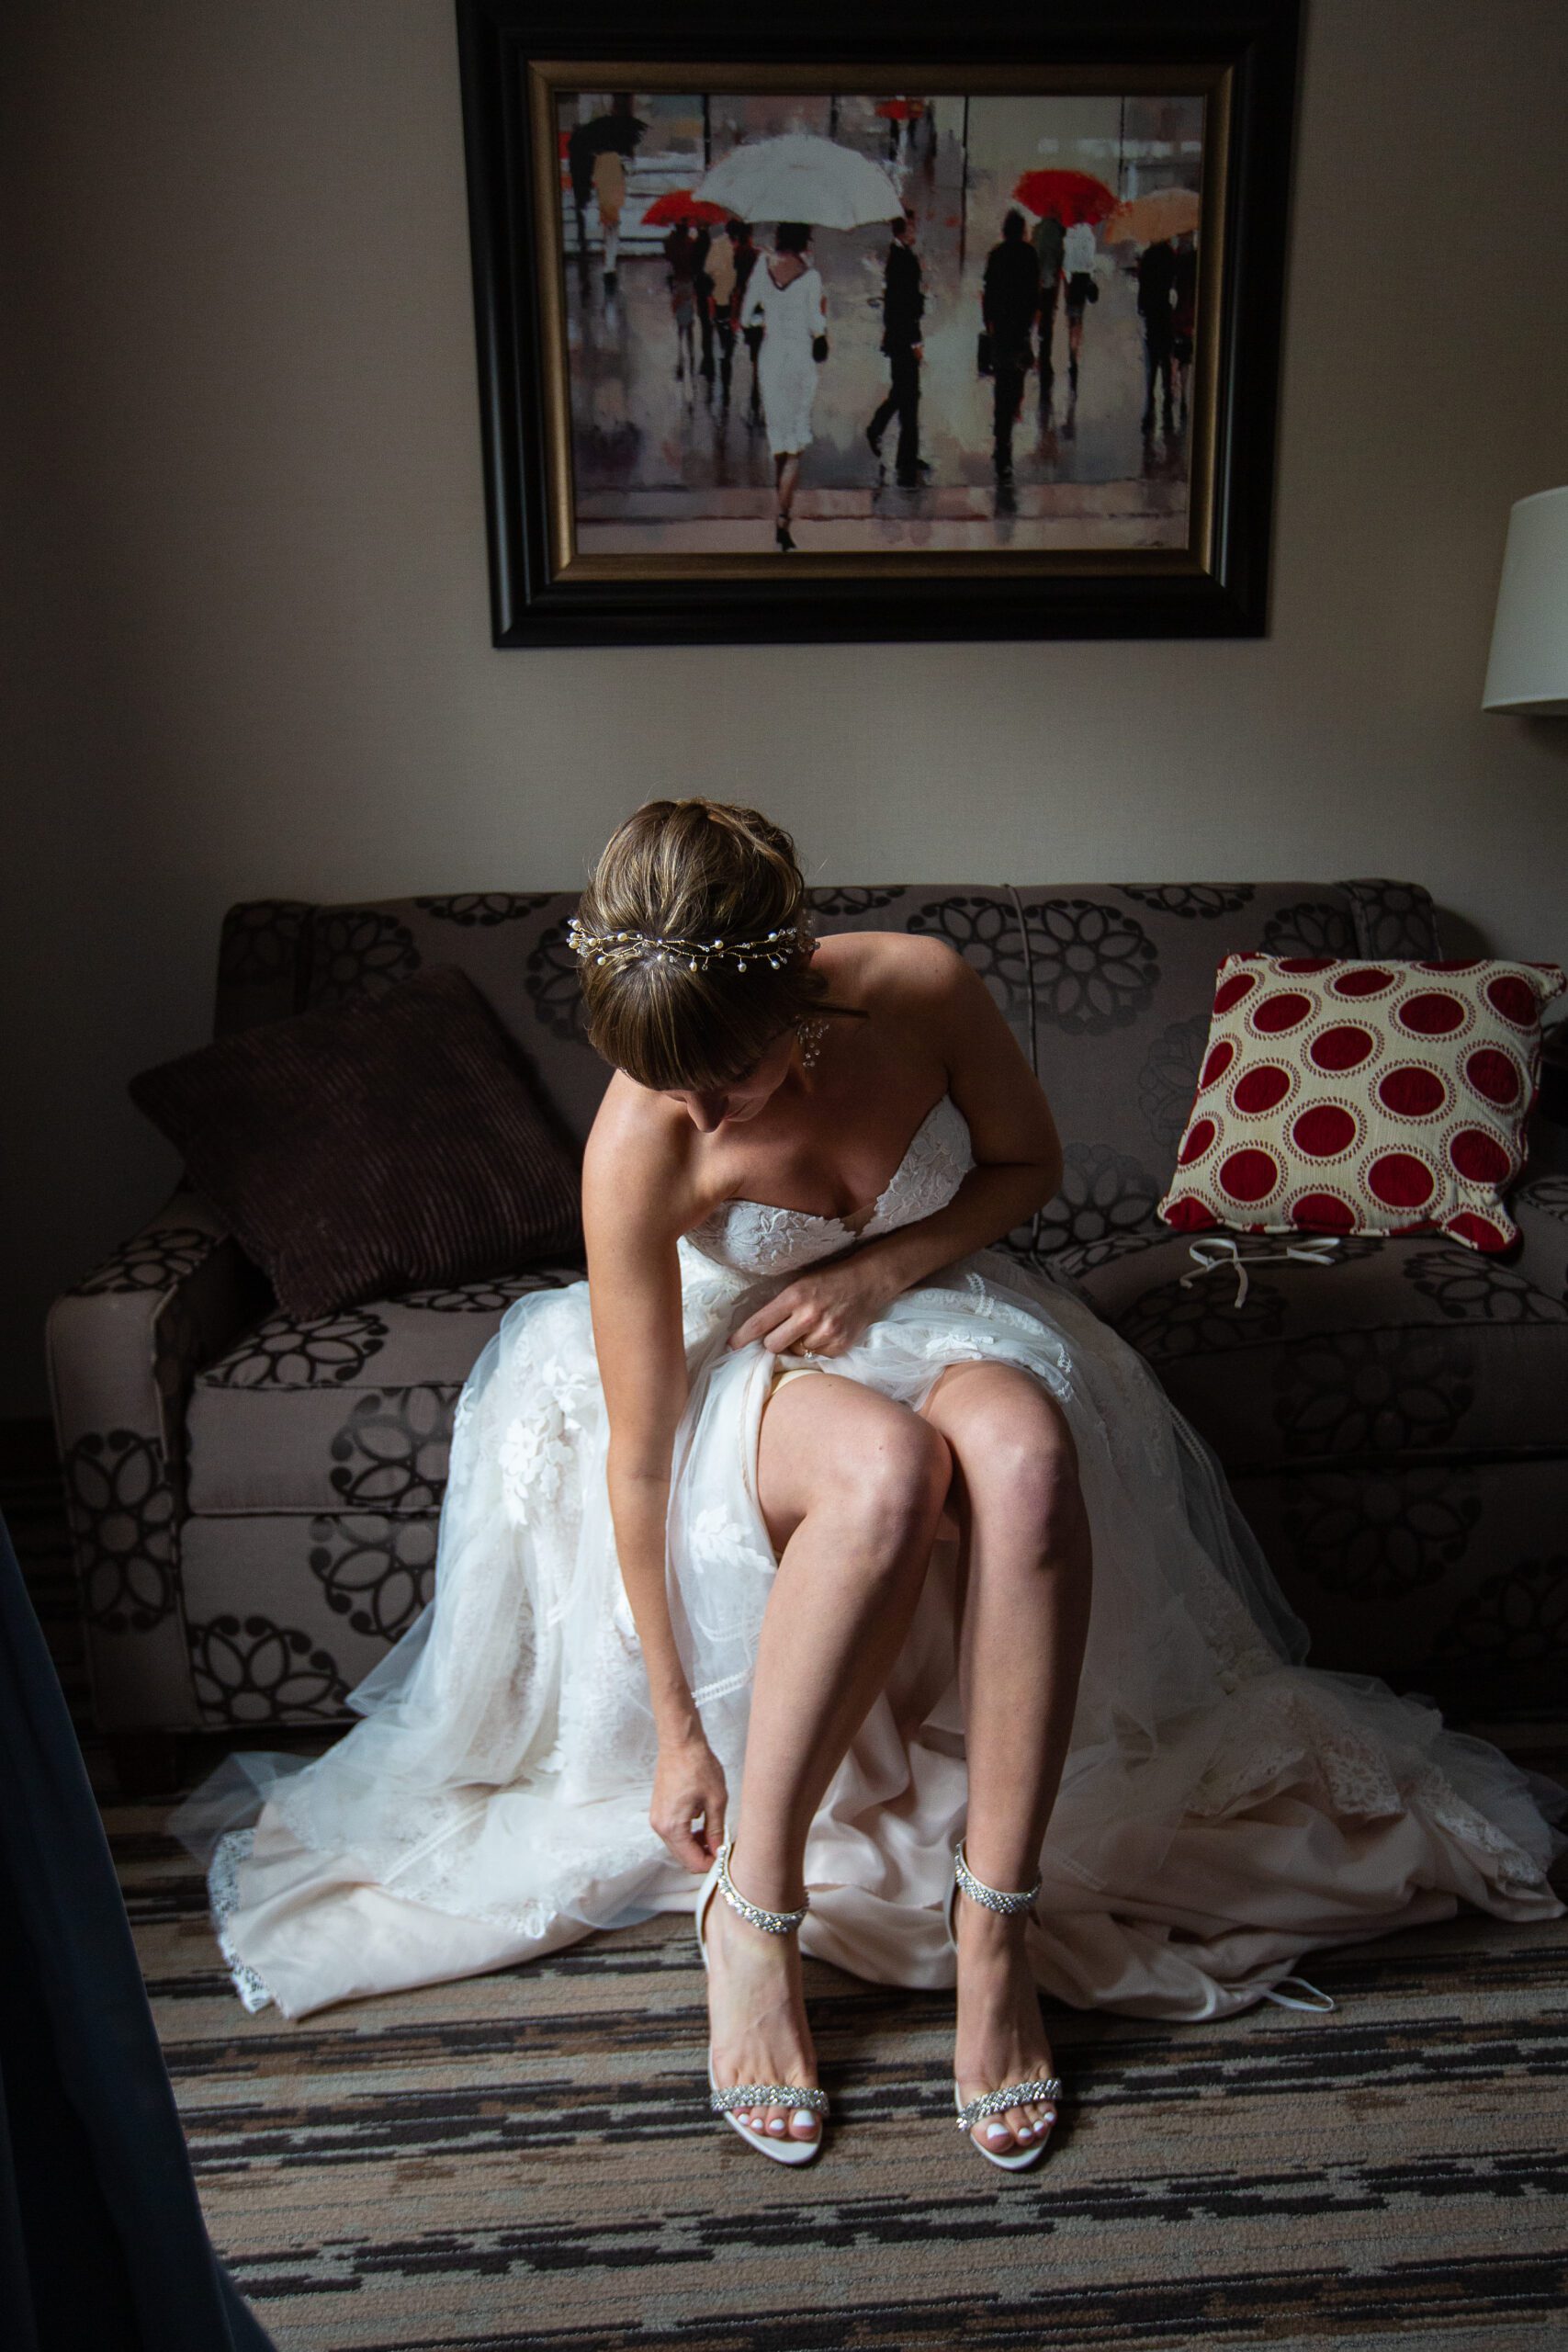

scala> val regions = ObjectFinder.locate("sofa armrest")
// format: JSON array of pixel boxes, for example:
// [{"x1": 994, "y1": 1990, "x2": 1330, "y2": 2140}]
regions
[
  {"x1": 1510, "y1": 1173, "x2": 1568, "y2": 1310},
  {"x1": 45, "y1": 1191, "x2": 269, "y2": 1733}
]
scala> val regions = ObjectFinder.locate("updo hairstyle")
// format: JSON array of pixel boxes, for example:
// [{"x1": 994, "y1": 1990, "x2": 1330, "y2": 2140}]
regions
[{"x1": 573, "y1": 798, "x2": 866, "y2": 1091}]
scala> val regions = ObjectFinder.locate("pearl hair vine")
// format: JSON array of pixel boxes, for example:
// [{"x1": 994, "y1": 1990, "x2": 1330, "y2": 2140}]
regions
[{"x1": 565, "y1": 911, "x2": 816, "y2": 975}]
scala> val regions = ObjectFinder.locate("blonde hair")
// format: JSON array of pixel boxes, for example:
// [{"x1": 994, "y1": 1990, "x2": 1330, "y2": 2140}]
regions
[{"x1": 573, "y1": 798, "x2": 866, "y2": 1091}]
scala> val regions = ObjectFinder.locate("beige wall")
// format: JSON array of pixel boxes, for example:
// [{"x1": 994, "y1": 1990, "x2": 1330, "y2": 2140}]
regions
[{"x1": 4, "y1": 1, "x2": 1567, "y2": 1421}]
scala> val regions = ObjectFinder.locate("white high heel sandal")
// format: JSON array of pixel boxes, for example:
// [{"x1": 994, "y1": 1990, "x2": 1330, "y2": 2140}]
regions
[
  {"x1": 695, "y1": 1838, "x2": 829, "y2": 2166},
  {"x1": 948, "y1": 1838, "x2": 1062, "y2": 2174}
]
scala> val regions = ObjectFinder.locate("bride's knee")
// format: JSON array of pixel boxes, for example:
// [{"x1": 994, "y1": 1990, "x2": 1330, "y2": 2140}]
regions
[
  {"x1": 823, "y1": 1411, "x2": 952, "y2": 1558},
  {"x1": 976, "y1": 1427, "x2": 1089, "y2": 1570}
]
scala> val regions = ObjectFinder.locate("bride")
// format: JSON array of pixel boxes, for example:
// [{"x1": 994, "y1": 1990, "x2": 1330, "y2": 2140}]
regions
[{"x1": 177, "y1": 798, "x2": 1567, "y2": 2174}]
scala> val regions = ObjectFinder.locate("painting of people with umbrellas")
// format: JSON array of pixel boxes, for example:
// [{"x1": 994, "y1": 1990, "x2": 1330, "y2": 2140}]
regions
[
  {"x1": 547, "y1": 81, "x2": 1213, "y2": 561},
  {"x1": 455, "y1": 4, "x2": 1302, "y2": 641}
]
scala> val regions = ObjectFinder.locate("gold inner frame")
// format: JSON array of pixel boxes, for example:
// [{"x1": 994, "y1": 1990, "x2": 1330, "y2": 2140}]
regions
[{"x1": 526, "y1": 59, "x2": 1232, "y2": 583}]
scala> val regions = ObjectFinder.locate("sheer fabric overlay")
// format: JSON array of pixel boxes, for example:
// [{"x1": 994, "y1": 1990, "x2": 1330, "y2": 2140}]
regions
[{"x1": 173, "y1": 1092, "x2": 1567, "y2": 2022}]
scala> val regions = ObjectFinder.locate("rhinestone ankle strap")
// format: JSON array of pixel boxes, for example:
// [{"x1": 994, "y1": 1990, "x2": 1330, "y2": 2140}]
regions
[
  {"x1": 716, "y1": 1839, "x2": 809, "y2": 1936},
  {"x1": 953, "y1": 1838, "x2": 1042, "y2": 1917}
]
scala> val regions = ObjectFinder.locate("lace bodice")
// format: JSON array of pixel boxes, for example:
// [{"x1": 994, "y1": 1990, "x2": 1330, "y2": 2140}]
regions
[{"x1": 681, "y1": 1090, "x2": 975, "y2": 1278}]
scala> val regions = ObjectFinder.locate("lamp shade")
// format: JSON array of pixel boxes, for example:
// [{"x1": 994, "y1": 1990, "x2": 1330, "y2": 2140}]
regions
[{"x1": 1482, "y1": 484, "x2": 1568, "y2": 713}]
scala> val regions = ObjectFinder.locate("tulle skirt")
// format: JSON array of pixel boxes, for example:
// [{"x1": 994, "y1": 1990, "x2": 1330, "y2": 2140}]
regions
[{"x1": 173, "y1": 1240, "x2": 1567, "y2": 2021}]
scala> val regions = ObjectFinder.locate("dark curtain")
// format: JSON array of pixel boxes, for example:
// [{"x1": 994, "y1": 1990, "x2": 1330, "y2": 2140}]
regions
[{"x1": 0, "y1": 1507, "x2": 276, "y2": 2352}]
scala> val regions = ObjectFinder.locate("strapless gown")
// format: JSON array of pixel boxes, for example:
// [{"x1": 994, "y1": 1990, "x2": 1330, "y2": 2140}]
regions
[{"x1": 174, "y1": 1091, "x2": 1568, "y2": 2021}]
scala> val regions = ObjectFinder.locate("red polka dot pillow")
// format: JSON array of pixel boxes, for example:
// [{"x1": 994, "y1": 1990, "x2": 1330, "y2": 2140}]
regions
[{"x1": 1159, "y1": 956, "x2": 1566, "y2": 1253}]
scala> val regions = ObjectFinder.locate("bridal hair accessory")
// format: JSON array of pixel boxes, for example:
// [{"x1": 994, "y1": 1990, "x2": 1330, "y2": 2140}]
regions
[{"x1": 566, "y1": 911, "x2": 815, "y2": 973}]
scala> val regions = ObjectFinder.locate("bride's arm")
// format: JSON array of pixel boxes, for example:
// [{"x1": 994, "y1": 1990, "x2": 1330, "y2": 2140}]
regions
[
  {"x1": 729, "y1": 939, "x2": 1063, "y2": 1358},
  {"x1": 862, "y1": 937, "x2": 1064, "y2": 1292},
  {"x1": 583, "y1": 1114, "x2": 727, "y2": 1871}
]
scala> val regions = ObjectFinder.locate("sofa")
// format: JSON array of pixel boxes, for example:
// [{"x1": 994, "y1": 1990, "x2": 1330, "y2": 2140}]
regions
[{"x1": 47, "y1": 880, "x2": 1568, "y2": 1770}]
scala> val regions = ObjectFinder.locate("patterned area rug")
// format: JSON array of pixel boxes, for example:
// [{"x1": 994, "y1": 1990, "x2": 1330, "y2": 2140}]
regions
[{"x1": 8, "y1": 1426, "x2": 1568, "y2": 2350}]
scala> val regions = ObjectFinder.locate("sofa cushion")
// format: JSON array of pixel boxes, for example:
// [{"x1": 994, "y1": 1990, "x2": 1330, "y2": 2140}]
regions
[
  {"x1": 1226, "y1": 1454, "x2": 1568, "y2": 1712},
  {"x1": 180, "y1": 1511, "x2": 439, "y2": 1720},
  {"x1": 186, "y1": 1266, "x2": 580, "y2": 1512},
  {"x1": 1070, "y1": 1230, "x2": 1568, "y2": 1472},
  {"x1": 1158, "y1": 954, "x2": 1565, "y2": 1252},
  {"x1": 130, "y1": 965, "x2": 584, "y2": 1320}
]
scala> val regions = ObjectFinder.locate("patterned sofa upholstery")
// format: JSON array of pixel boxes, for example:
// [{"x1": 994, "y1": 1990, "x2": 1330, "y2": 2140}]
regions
[{"x1": 46, "y1": 882, "x2": 1568, "y2": 1749}]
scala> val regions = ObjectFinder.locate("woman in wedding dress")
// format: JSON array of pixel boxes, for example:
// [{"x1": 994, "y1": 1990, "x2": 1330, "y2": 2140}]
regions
[{"x1": 177, "y1": 798, "x2": 1567, "y2": 2174}]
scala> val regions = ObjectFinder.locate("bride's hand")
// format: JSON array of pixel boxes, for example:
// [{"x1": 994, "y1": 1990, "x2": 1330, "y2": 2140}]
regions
[
  {"x1": 650, "y1": 1732, "x2": 728, "y2": 1872},
  {"x1": 728, "y1": 1253, "x2": 899, "y2": 1360}
]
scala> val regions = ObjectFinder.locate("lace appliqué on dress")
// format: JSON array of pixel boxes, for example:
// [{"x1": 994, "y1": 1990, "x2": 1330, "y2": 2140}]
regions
[
  {"x1": 1409, "y1": 1759, "x2": 1551, "y2": 1889},
  {"x1": 683, "y1": 1091, "x2": 975, "y2": 1280},
  {"x1": 687, "y1": 1505, "x2": 774, "y2": 1578},
  {"x1": 209, "y1": 1826, "x2": 277, "y2": 2014},
  {"x1": 1188, "y1": 1681, "x2": 1404, "y2": 1820},
  {"x1": 1184, "y1": 1676, "x2": 1550, "y2": 1888}
]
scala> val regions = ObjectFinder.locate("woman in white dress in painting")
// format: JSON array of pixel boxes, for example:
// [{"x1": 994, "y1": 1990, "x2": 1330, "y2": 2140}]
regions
[
  {"x1": 181, "y1": 799, "x2": 1567, "y2": 2176},
  {"x1": 740, "y1": 221, "x2": 828, "y2": 552}
]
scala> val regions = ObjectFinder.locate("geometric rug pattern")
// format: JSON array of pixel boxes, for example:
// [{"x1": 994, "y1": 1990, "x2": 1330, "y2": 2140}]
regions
[{"x1": 117, "y1": 1735, "x2": 1568, "y2": 2349}]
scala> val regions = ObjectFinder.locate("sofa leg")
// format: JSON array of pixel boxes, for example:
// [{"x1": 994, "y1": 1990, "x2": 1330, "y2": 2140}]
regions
[{"x1": 105, "y1": 1731, "x2": 180, "y2": 1801}]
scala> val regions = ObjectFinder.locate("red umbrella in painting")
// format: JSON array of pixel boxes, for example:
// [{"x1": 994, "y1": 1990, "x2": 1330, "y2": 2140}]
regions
[
  {"x1": 1012, "y1": 169, "x2": 1117, "y2": 227},
  {"x1": 874, "y1": 98, "x2": 922, "y2": 119},
  {"x1": 641, "y1": 189, "x2": 730, "y2": 229}
]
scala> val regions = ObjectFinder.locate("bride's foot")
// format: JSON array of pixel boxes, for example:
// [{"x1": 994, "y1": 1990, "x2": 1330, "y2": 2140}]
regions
[
  {"x1": 953, "y1": 1899, "x2": 1059, "y2": 2158},
  {"x1": 704, "y1": 1853, "x2": 822, "y2": 2147}
]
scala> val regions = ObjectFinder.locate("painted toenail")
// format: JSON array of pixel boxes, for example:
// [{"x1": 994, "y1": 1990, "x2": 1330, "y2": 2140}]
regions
[
  {"x1": 987, "y1": 2123, "x2": 1011, "y2": 2143},
  {"x1": 767, "y1": 2118, "x2": 786, "y2": 2135},
  {"x1": 1016, "y1": 2124, "x2": 1034, "y2": 2140}
]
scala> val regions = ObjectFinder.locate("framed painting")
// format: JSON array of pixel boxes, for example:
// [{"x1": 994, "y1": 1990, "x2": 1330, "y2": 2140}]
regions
[{"x1": 455, "y1": 0, "x2": 1302, "y2": 645}]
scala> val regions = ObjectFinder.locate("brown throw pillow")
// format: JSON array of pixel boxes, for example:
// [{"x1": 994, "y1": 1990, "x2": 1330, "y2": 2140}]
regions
[{"x1": 128, "y1": 966, "x2": 583, "y2": 1319}]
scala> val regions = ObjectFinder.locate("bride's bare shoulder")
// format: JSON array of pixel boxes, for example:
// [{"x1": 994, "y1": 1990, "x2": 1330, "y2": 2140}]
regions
[
  {"x1": 820, "y1": 925, "x2": 974, "y2": 1011},
  {"x1": 581, "y1": 1075, "x2": 698, "y2": 1236},
  {"x1": 824, "y1": 926, "x2": 1011, "y2": 1084}
]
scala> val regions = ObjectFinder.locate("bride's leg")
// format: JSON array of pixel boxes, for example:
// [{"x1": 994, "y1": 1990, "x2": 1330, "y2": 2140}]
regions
[
  {"x1": 705, "y1": 1367, "x2": 952, "y2": 2145},
  {"x1": 920, "y1": 1361, "x2": 1093, "y2": 2157}
]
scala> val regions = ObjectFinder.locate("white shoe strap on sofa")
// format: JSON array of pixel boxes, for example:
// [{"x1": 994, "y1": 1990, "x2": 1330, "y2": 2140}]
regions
[{"x1": 1179, "y1": 1233, "x2": 1341, "y2": 1310}]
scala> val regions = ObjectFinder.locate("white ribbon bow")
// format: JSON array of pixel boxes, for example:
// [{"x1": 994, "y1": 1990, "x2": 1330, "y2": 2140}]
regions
[{"x1": 1179, "y1": 1232, "x2": 1341, "y2": 1309}]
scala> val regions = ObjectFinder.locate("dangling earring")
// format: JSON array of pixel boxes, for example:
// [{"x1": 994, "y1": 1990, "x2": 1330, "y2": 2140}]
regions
[{"x1": 795, "y1": 1015, "x2": 829, "y2": 1070}]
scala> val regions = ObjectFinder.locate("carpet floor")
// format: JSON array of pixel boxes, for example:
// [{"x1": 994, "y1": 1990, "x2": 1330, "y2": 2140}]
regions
[{"x1": 9, "y1": 1428, "x2": 1568, "y2": 2350}]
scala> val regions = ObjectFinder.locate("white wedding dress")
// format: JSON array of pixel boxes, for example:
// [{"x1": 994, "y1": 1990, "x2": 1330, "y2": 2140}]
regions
[{"x1": 176, "y1": 1090, "x2": 1568, "y2": 2022}]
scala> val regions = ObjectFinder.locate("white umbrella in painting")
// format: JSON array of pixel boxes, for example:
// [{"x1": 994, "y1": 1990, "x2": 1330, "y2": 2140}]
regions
[{"x1": 694, "y1": 133, "x2": 902, "y2": 230}]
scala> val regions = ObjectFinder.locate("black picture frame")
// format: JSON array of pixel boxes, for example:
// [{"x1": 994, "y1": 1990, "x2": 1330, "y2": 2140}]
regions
[{"x1": 455, "y1": 0, "x2": 1303, "y2": 647}]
